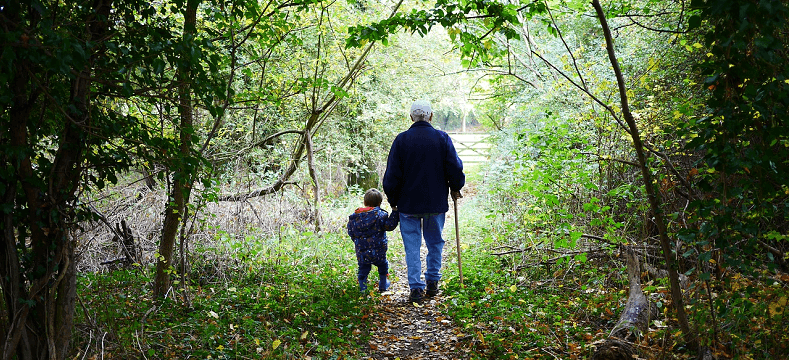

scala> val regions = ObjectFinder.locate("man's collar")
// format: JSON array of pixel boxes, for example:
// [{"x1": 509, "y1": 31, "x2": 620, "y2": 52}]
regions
[{"x1": 409, "y1": 121, "x2": 434, "y2": 129}]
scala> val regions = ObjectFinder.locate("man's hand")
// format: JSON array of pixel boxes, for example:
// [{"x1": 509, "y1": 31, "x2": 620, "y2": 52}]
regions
[{"x1": 451, "y1": 190, "x2": 463, "y2": 200}]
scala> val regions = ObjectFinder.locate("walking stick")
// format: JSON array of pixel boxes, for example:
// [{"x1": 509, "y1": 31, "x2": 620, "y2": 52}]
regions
[{"x1": 453, "y1": 195, "x2": 464, "y2": 287}]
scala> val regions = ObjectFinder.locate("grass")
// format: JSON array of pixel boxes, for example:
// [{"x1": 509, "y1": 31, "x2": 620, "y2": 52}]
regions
[
  {"x1": 73, "y1": 182, "x2": 636, "y2": 359},
  {"x1": 437, "y1": 235, "x2": 789, "y2": 359},
  {"x1": 74, "y1": 225, "x2": 789, "y2": 359},
  {"x1": 76, "y1": 233, "x2": 375, "y2": 359}
]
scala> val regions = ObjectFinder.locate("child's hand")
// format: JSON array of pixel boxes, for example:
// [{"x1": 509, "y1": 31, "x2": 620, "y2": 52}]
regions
[{"x1": 392, "y1": 206, "x2": 398, "y2": 212}]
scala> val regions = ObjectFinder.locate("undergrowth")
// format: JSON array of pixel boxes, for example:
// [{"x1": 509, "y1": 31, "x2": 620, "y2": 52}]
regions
[
  {"x1": 440, "y1": 241, "x2": 789, "y2": 359},
  {"x1": 75, "y1": 232, "x2": 374, "y2": 359},
  {"x1": 441, "y1": 243, "x2": 628, "y2": 359},
  {"x1": 73, "y1": 168, "x2": 788, "y2": 359},
  {"x1": 438, "y1": 187, "x2": 788, "y2": 359}
]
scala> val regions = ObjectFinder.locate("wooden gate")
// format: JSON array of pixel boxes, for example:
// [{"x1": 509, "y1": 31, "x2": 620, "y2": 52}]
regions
[{"x1": 447, "y1": 132, "x2": 491, "y2": 164}]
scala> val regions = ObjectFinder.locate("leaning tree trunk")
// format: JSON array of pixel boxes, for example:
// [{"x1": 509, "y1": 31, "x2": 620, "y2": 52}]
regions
[
  {"x1": 591, "y1": 0, "x2": 695, "y2": 348},
  {"x1": 154, "y1": 0, "x2": 199, "y2": 298},
  {"x1": 592, "y1": 247, "x2": 656, "y2": 360},
  {"x1": 305, "y1": 130, "x2": 322, "y2": 233}
]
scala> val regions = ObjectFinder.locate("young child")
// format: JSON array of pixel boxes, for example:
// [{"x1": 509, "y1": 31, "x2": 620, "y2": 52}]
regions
[{"x1": 347, "y1": 188, "x2": 399, "y2": 292}]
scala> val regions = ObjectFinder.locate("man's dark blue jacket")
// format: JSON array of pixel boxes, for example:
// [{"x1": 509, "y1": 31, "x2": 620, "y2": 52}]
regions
[{"x1": 383, "y1": 121, "x2": 465, "y2": 214}]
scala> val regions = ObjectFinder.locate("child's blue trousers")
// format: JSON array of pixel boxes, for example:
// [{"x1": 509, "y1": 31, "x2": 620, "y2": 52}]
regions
[{"x1": 358, "y1": 259, "x2": 388, "y2": 291}]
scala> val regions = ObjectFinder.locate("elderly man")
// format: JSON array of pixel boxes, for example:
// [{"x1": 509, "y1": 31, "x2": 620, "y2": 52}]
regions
[{"x1": 383, "y1": 100, "x2": 465, "y2": 303}]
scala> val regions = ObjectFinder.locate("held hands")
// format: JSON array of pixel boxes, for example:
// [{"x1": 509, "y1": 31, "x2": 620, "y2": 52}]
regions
[{"x1": 451, "y1": 190, "x2": 463, "y2": 201}]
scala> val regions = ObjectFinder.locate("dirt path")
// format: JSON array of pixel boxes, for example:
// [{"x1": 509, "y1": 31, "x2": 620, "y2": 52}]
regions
[
  {"x1": 357, "y1": 184, "x2": 479, "y2": 359},
  {"x1": 357, "y1": 253, "x2": 470, "y2": 359}
]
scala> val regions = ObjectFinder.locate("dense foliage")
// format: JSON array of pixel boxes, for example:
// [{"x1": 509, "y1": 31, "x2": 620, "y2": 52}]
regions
[{"x1": 684, "y1": 0, "x2": 789, "y2": 274}]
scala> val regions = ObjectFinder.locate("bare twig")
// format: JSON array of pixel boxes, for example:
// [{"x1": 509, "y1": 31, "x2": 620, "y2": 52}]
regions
[
  {"x1": 531, "y1": 50, "x2": 632, "y2": 136},
  {"x1": 514, "y1": 248, "x2": 611, "y2": 270},
  {"x1": 216, "y1": 180, "x2": 298, "y2": 202},
  {"x1": 642, "y1": 142, "x2": 695, "y2": 200}
]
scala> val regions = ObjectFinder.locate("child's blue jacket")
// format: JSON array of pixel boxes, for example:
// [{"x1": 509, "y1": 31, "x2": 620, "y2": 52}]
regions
[
  {"x1": 382, "y1": 121, "x2": 465, "y2": 214},
  {"x1": 347, "y1": 207, "x2": 399, "y2": 265}
]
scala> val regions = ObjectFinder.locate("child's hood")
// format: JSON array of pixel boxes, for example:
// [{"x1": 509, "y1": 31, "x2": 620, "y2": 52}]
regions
[
  {"x1": 354, "y1": 206, "x2": 376, "y2": 214},
  {"x1": 349, "y1": 207, "x2": 385, "y2": 223}
]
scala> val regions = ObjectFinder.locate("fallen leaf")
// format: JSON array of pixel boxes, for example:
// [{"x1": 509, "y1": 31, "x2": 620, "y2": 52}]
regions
[{"x1": 769, "y1": 296, "x2": 787, "y2": 316}]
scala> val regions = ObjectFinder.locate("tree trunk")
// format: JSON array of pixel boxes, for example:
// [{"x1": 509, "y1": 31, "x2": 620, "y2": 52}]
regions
[
  {"x1": 305, "y1": 129, "x2": 321, "y2": 232},
  {"x1": 2, "y1": 64, "x2": 37, "y2": 360},
  {"x1": 1, "y1": 7, "x2": 36, "y2": 348},
  {"x1": 0, "y1": 0, "x2": 111, "y2": 357},
  {"x1": 611, "y1": 248, "x2": 655, "y2": 339},
  {"x1": 154, "y1": 0, "x2": 199, "y2": 298},
  {"x1": 591, "y1": 248, "x2": 656, "y2": 360},
  {"x1": 53, "y1": 244, "x2": 77, "y2": 357},
  {"x1": 591, "y1": 0, "x2": 695, "y2": 348},
  {"x1": 155, "y1": 177, "x2": 189, "y2": 298}
]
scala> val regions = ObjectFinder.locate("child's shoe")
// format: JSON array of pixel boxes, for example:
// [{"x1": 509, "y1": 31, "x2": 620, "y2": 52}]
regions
[{"x1": 379, "y1": 278, "x2": 391, "y2": 292}]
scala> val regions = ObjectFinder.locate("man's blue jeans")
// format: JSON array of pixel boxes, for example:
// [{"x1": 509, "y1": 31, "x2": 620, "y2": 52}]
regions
[{"x1": 399, "y1": 213, "x2": 445, "y2": 290}]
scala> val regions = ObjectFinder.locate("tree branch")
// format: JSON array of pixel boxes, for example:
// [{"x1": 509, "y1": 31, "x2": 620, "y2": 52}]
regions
[
  {"x1": 530, "y1": 50, "x2": 632, "y2": 137},
  {"x1": 642, "y1": 142, "x2": 695, "y2": 200},
  {"x1": 757, "y1": 239, "x2": 789, "y2": 272},
  {"x1": 219, "y1": 0, "x2": 405, "y2": 203},
  {"x1": 217, "y1": 180, "x2": 298, "y2": 202},
  {"x1": 252, "y1": 129, "x2": 305, "y2": 149},
  {"x1": 579, "y1": 152, "x2": 639, "y2": 167}
]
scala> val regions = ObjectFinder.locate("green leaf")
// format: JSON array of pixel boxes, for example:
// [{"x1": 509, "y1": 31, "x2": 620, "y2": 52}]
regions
[{"x1": 688, "y1": 15, "x2": 701, "y2": 30}]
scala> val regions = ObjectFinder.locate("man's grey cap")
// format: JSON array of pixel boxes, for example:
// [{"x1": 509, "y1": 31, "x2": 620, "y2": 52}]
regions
[{"x1": 410, "y1": 100, "x2": 433, "y2": 120}]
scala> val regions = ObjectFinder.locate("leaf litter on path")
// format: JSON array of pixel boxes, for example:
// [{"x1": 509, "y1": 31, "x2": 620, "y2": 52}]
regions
[
  {"x1": 360, "y1": 289, "x2": 472, "y2": 359},
  {"x1": 358, "y1": 212, "x2": 474, "y2": 358}
]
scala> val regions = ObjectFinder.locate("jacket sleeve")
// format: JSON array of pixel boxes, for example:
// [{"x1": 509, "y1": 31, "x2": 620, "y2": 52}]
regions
[
  {"x1": 444, "y1": 134, "x2": 465, "y2": 192},
  {"x1": 346, "y1": 216, "x2": 355, "y2": 240},
  {"x1": 381, "y1": 210, "x2": 400, "y2": 231},
  {"x1": 382, "y1": 137, "x2": 402, "y2": 207}
]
